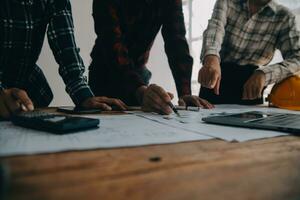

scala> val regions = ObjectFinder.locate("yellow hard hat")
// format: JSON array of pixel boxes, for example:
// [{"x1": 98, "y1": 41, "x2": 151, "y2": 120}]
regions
[{"x1": 268, "y1": 75, "x2": 300, "y2": 111}]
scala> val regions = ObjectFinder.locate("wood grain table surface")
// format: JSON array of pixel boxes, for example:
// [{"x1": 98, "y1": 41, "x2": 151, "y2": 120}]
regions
[{"x1": 1, "y1": 110, "x2": 300, "y2": 200}]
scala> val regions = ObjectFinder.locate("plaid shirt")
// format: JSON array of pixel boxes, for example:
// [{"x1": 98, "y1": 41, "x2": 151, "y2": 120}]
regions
[
  {"x1": 0, "y1": 0, "x2": 94, "y2": 106},
  {"x1": 91, "y1": 0, "x2": 193, "y2": 97},
  {"x1": 201, "y1": 0, "x2": 300, "y2": 85}
]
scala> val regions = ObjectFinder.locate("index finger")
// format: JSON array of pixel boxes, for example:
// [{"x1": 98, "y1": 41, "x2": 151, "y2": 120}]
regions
[
  {"x1": 189, "y1": 97, "x2": 203, "y2": 108},
  {"x1": 168, "y1": 92, "x2": 174, "y2": 100},
  {"x1": 209, "y1": 72, "x2": 220, "y2": 89},
  {"x1": 242, "y1": 85, "x2": 250, "y2": 100},
  {"x1": 199, "y1": 98, "x2": 215, "y2": 109},
  {"x1": 96, "y1": 97, "x2": 128, "y2": 111},
  {"x1": 151, "y1": 85, "x2": 171, "y2": 103},
  {"x1": 214, "y1": 77, "x2": 221, "y2": 95},
  {"x1": 11, "y1": 89, "x2": 34, "y2": 111}
]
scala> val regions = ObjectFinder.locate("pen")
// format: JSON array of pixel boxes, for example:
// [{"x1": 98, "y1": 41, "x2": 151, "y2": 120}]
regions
[
  {"x1": 186, "y1": 106, "x2": 200, "y2": 111},
  {"x1": 167, "y1": 102, "x2": 181, "y2": 117},
  {"x1": 175, "y1": 106, "x2": 200, "y2": 112}
]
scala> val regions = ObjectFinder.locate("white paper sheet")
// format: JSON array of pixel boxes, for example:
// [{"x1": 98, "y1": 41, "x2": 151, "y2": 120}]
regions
[
  {"x1": 0, "y1": 115, "x2": 212, "y2": 157},
  {"x1": 133, "y1": 105, "x2": 290, "y2": 142}
]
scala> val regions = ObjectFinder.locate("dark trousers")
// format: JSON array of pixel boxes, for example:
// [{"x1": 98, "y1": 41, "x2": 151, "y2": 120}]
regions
[{"x1": 199, "y1": 62, "x2": 264, "y2": 105}]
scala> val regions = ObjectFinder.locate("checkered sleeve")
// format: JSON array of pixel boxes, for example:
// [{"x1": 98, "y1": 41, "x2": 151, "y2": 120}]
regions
[
  {"x1": 47, "y1": 0, "x2": 94, "y2": 105},
  {"x1": 200, "y1": 0, "x2": 228, "y2": 62},
  {"x1": 93, "y1": 0, "x2": 146, "y2": 94},
  {"x1": 161, "y1": 0, "x2": 193, "y2": 97},
  {"x1": 259, "y1": 14, "x2": 300, "y2": 85}
]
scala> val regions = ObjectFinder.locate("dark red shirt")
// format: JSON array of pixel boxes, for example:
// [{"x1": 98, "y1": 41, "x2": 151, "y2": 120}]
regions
[{"x1": 90, "y1": 0, "x2": 193, "y2": 97}]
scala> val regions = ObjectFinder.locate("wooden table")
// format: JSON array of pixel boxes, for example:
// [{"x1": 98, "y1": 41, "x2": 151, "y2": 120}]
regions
[{"x1": 2, "y1": 134, "x2": 300, "y2": 200}]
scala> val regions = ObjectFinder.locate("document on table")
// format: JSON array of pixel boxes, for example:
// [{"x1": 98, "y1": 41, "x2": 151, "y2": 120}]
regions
[
  {"x1": 133, "y1": 105, "x2": 289, "y2": 142},
  {"x1": 0, "y1": 115, "x2": 212, "y2": 157}
]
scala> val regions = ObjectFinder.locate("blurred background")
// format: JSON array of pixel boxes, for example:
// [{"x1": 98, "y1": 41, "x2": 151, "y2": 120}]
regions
[{"x1": 37, "y1": 0, "x2": 300, "y2": 106}]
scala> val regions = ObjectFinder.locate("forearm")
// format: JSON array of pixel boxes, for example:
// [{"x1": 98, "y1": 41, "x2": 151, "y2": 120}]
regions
[
  {"x1": 262, "y1": 14, "x2": 300, "y2": 85},
  {"x1": 161, "y1": 0, "x2": 193, "y2": 97},
  {"x1": 54, "y1": 47, "x2": 94, "y2": 105},
  {"x1": 165, "y1": 41, "x2": 193, "y2": 97},
  {"x1": 54, "y1": 46, "x2": 93, "y2": 101},
  {"x1": 200, "y1": 0, "x2": 228, "y2": 62},
  {"x1": 201, "y1": 23, "x2": 226, "y2": 62},
  {"x1": 62, "y1": 71, "x2": 94, "y2": 105},
  {"x1": 48, "y1": 0, "x2": 94, "y2": 105},
  {"x1": 177, "y1": 78, "x2": 192, "y2": 98},
  {"x1": 258, "y1": 56, "x2": 300, "y2": 85},
  {"x1": 165, "y1": 59, "x2": 193, "y2": 98}
]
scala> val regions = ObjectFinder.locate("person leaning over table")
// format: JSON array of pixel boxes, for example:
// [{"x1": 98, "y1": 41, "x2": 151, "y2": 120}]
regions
[
  {"x1": 198, "y1": 0, "x2": 300, "y2": 105},
  {"x1": 89, "y1": 0, "x2": 214, "y2": 115},
  {"x1": 0, "y1": 0, "x2": 127, "y2": 119}
]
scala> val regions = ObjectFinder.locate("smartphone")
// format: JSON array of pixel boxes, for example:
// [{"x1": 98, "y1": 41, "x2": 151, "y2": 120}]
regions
[{"x1": 57, "y1": 106, "x2": 102, "y2": 114}]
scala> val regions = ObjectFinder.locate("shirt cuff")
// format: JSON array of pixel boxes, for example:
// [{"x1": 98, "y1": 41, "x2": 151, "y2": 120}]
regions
[
  {"x1": 256, "y1": 66, "x2": 273, "y2": 86},
  {"x1": 122, "y1": 71, "x2": 147, "y2": 94},
  {"x1": 201, "y1": 48, "x2": 220, "y2": 63},
  {"x1": 69, "y1": 86, "x2": 95, "y2": 106},
  {"x1": 129, "y1": 81, "x2": 146, "y2": 95},
  {"x1": 177, "y1": 79, "x2": 192, "y2": 97}
]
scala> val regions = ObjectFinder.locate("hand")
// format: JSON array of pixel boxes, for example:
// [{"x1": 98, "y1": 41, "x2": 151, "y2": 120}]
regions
[
  {"x1": 136, "y1": 84, "x2": 174, "y2": 115},
  {"x1": 81, "y1": 97, "x2": 127, "y2": 111},
  {"x1": 242, "y1": 71, "x2": 266, "y2": 100},
  {"x1": 178, "y1": 95, "x2": 215, "y2": 109},
  {"x1": 198, "y1": 55, "x2": 221, "y2": 95},
  {"x1": 0, "y1": 88, "x2": 34, "y2": 119}
]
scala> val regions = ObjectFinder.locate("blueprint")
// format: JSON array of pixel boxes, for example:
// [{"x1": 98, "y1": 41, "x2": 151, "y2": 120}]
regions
[
  {"x1": 0, "y1": 115, "x2": 212, "y2": 157},
  {"x1": 0, "y1": 105, "x2": 295, "y2": 157},
  {"x1": 133, "y1": 105, "x2": 289, "y2": 142}
]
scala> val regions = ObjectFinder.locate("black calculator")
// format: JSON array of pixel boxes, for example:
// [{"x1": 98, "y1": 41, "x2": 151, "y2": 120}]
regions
[{"x1": 11, "y1": 111, "x2": 100, "y2": 134}]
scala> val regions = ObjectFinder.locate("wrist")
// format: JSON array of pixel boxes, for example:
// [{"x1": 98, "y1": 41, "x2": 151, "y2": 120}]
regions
[
  {"x1": 254, "y1": 70, "x2": 266, "y2": 79},
  {"x1": 79, "y1": 97, "x2": 93, "y2": 107},
  {"x1": 255, "y1": 69, "x2": 266, "y2": 80},
  {"x1": 179, "y1": 94, "x2": 189, "y2": 99},
  {"x1": 72, "y1": 87, "x2": 94, "y2": 106},
  {"x1": 204, "y1": 55, "x2": 220, "y2": 67},
  {"x1": 254, "y1": 70, "x2": 265, "y2": 75}
]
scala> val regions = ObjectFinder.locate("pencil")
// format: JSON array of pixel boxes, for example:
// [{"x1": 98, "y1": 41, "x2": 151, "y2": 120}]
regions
[{"x1": 167, "y1": 102, "x2": 181, "y2": 117}]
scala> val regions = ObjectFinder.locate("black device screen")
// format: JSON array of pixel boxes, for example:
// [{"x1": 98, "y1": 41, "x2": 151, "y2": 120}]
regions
[{"x1": 228, "y1": 112, "x2": 273, "y2": 120}]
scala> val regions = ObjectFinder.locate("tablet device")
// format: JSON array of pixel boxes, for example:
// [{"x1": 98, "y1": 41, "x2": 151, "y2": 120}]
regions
[{"x1": 202, "y1": 111, "x2": 300, "y2": 135}]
